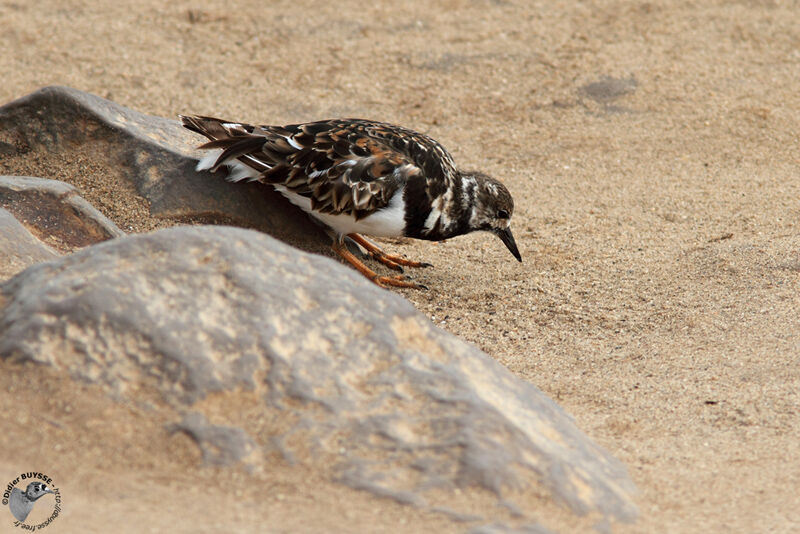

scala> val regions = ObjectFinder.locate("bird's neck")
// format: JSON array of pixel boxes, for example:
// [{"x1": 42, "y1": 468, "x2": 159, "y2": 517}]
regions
[{"x1": 406, "y1": 173, "x2": 478, "y2": 241}]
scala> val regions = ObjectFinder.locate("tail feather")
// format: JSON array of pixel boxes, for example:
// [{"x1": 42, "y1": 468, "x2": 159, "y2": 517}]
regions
[
  {"x1": 180, "y1": 115, "x2": 268, "y2": 179},
  {"x1": 180, "y1": 115, "x2": 247, "y2": 139},
  {"x1": 210, "y1": 135, "x2": 266, "y2": 171},
  {"x1": 196, "y1": 150, "x2": 222, "y2": 171}
]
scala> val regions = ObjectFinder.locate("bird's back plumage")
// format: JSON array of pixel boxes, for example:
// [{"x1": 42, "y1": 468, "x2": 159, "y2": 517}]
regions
[{"x1": 180, "y1": 116, "x2": 457, "y2": 222}]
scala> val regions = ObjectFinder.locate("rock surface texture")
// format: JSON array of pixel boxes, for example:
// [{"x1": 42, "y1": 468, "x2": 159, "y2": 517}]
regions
[
  {"x1": 0, "y1": 207, "x2": 58, "y2": 280},
  {"x1": 0, "y1": 226, "x2": 637, "y2": 529}
]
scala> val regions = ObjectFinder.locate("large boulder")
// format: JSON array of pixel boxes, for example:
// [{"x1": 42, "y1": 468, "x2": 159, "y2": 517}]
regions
[{"x1": 0, "y1": 226, "x2": 637, "y2": 529}]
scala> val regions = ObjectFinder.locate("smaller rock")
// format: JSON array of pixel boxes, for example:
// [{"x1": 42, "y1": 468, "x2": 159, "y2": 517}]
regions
[
  {"x1": 0, "y1": 208, "x2": 58, "y2": 280},
  {"x1": 0, "y1": 176, "x2": 124, "y2": 254}
]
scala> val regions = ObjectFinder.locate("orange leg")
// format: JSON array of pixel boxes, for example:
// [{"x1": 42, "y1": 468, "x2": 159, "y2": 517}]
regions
[
  {"x1": 346, "y1": 233, "x2": 432, "y2": 272},
  {"x1": 332, "y1": 240, "x2": 427, "y2": 289}
]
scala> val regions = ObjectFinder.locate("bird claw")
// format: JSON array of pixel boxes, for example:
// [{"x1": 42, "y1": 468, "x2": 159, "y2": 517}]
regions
[
  {"x1": 364, "y1": 251, "x2": 400, "y2": 271},
  {"x1": 373, "y1": 274, "x2": 427, "y2": 290}
]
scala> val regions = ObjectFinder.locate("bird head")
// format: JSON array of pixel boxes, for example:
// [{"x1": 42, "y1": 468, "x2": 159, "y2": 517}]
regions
[
  {"x1": 464, "y1": 172, "x2": 522, "y2": 262},
  {"x1": 24, "y1": 482, "x2": 54, "y2": 501}
]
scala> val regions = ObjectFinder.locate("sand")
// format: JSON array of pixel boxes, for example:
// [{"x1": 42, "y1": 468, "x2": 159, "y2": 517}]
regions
[{"x1": 1, "y1": 0, "x2": 799, "y2": 531}]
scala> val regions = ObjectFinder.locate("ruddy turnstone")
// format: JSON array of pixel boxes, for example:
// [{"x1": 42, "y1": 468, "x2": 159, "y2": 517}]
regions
[{"x1": 180, "y1": 115, "x2": 521, "y2": 289}]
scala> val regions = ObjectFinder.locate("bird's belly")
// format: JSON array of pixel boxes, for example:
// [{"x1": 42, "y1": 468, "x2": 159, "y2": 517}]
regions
[{"x1": 274, "y1": 186, "x2": 406, "y2": 237}]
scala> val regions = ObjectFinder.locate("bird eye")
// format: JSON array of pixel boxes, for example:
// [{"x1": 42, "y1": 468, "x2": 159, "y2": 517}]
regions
[{"x1": 497, "y1": 209, "x2": 509, "y2": 219}]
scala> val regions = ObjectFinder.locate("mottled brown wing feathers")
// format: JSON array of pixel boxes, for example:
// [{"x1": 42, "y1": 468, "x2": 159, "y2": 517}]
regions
[{"x1": 181, "y1": 116, "x2": 457, "y2": 217}]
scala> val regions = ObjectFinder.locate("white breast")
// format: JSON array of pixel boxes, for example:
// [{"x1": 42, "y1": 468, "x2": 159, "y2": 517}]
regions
[{"x1": 274, "y1": 185, "x2": 407, "y2": 238}]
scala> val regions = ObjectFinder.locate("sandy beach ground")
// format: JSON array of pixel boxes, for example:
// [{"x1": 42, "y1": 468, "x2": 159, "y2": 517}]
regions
[{"x1": 1, "y1": 1, "x2": 799, "y2": 532}]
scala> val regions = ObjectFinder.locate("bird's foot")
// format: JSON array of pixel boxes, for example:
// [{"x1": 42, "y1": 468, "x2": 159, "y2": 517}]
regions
[
  {"x1": 373, "y1": 274, "x2": 428, "y2": 290},
  {"x1": 370, "y1": 253, "x2": 433, "y2": 272},
  {"x1": 347, "y1": 233, "x2": 433, "y2": 271},
  {"x1": 332, "y1": 240, "x2": 427, "y2": 290}
]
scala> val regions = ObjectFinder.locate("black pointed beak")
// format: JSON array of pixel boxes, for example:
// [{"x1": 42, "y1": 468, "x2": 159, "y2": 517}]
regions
[{"x1": 495, "y1": 227, "x2": 522, "y2": 262}]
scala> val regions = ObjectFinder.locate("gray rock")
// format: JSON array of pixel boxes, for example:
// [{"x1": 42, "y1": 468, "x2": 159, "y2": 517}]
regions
[
  {"x1": 0, "y1": 176, "x2": 124, "y2": 254},
  {"x1": 0, "y1": 208, "x2": 58, "y2": 280},
  {"x1": 0, "y1": 86, "x2": 326, "y2": 247},
  {"x1": 0, "y1": 226, "x2": 637, "y2": 525}
]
